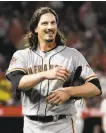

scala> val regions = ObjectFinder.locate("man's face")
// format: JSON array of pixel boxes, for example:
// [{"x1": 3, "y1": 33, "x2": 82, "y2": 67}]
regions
[{"x1": 36, "y1": 13, "x2": 57, "y2": 43}]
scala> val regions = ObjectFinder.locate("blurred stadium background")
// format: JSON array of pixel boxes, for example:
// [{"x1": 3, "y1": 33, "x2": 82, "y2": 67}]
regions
[{"x1": 0, "y1": 1, "x2": 106, "y2": 133}]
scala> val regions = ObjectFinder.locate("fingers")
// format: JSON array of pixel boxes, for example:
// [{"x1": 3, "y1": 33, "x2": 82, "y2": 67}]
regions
[
  {"x1": 58, "y1": 67, "x2": 69, "y2": 75},
  {"x1": 56, "y1": 67, "x2": 70, "y2": 81},
  {"x1": 53, "y1": 98, "x2": 61, "y2": 104},
  {"x1": 57, "y1": 70, "x2": 69, "y2": 78},
  {"x1": 57, "y1": 72, "x2": 68, "y2": 81},
  {"x1": 46, "y1": 93, "x2": 56, "y2": 101},
  {"x1": 46, "y1": 88, "x2": 70, "y2": 106},
  {"x1": 46, "y1": 92, "x2": 61, "y2": 104},
  {"x1": 47, "y1": 96, "x2": 61, "y2": 104},
  {"x1": 58, "y1": 66, "x2": 68, "y2": 72}
]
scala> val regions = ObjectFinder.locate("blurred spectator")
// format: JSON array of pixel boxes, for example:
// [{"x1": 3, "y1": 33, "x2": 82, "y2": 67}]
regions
[
  {"x1": 79, "y1": 1, "x2": 97, "y2": 32},
  {"x1": 0, "y1": 15, "x2": 9, "y2": 38},
  {"x1": 82, "y1": 96, "x2": 104, "y2": 133},
  {"x1": 100, "y1": 95, "x2": 106, "y2": 133},
  {"x1": 65, "y1": 6, "x2": 79, "y2": 32},
  {"x1": 48, "y1": 1, "x2": 64, "y2": 10},
  {"x1": 8, "y1": 17, "x2": 24, "y2": 49},
  {"x1": 100, "y1": 50, "x2": 106, "y2": 72},
  {"x1": 0, "y1": 73, "x2": 13, "y2": 106},
  {"x1": 0, "y1": 54, "x2": 13, "y2": 105},
  {"x1": 0, "y1": 54, "x2": 7, "y2": 72}
]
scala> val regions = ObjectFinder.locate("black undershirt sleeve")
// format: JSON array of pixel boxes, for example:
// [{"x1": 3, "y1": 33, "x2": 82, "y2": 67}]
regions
[
  {"x1": 6, "y1": 71, "x2": 102, "y2": 96},
  {"x1": 88, "y1": 78, "x2": 102, "y2": 95},
  {"x1": 6, "y1": 70, "x2": 25, "y2": 91}
]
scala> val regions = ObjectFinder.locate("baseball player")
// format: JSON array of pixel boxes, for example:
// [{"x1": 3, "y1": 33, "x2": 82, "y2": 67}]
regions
[{"x1": 6, "y1": 7, "x2": 102, "y2": 133}]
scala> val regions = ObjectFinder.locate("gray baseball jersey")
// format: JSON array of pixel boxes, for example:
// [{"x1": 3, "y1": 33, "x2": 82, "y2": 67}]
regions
[{"x1": 6, "y1": 45, "x2": 97, "y2": 116}]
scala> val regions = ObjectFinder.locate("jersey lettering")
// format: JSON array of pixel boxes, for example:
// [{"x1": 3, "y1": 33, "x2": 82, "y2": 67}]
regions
[{"x1": 27, "y1": 64, "x2": 60, "y2": 74}]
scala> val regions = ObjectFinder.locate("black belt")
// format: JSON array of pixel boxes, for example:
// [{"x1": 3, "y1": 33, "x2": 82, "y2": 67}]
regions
[{"x1": 26, "y1": 115, "x2": 66, "y2": 123}]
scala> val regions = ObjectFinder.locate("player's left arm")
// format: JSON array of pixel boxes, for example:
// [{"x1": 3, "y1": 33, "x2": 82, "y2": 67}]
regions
[
  {"x1": 46, "y1": 78, "x2": 101, "y2": 104},
  {"x1": 63, "y1": 77, "x2": 101, "y2": 98}
]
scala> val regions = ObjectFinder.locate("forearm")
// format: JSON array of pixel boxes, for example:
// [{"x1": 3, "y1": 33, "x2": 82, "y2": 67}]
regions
[
  {"x1": 65, "y1": 82, "x2": 101, "y2": 98},
  {"x1": 18, "y1": 71, "x2": 46, "y2": 90}
]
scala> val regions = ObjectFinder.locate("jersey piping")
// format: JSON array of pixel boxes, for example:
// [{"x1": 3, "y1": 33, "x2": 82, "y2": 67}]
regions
[
  {"x1": 44, "y1": 46, "x2": 67, "y2": 116},
  {"x1": 32, "y1": 51, "x2": 44, "y2": 116},
  {"x1": 6, "y1": 68, "x2": 27, "y2": 75},
  {"x1": 85, "y1": 74, "x2": 97, "y2": 82}
]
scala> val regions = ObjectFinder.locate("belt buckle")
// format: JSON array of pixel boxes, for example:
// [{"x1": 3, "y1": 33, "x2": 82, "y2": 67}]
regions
[{"x1": 53, "y1": 115, "x2": 59, "y2": 122}]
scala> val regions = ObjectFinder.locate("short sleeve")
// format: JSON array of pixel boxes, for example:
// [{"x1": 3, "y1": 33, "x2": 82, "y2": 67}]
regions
[
  {"x1": 73, "y1": 49, "x2": 97, "y2": 82},
  {"x1": 6, "y1": 50, "x2": 27, "y2": 75}
]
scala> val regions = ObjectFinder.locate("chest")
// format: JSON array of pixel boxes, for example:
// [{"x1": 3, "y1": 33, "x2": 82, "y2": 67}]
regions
[{"x1": 26, "y1": 52, "x2": 74, "y2": 74}]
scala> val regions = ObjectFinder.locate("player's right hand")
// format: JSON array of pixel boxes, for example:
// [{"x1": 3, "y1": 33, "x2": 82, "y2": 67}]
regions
[{"x1": 44, "y1": 66, "x2": 69, "y2": 81}]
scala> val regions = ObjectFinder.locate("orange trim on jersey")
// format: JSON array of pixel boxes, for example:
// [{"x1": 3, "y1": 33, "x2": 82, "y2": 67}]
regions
[
  {"x1": 71, "y1": 118, "x2": 75, "y2": 133},
  {"x1": 85, "y1": 75, "x2": 97, "y2": 82},
  {"x1": 6, "y1": 68, "x2": 26, "y2": 75}
]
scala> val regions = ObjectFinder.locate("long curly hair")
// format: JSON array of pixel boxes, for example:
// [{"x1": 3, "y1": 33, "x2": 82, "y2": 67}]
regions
[{"x1": 25, "y1": 7, "x2": 67, "y2": 49}]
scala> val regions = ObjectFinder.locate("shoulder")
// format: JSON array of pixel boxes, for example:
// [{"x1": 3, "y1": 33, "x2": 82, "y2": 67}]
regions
[
  {"x1": 13, "y1": 48, "x2": 31, "y2": 56},
  {"x1": 64, "y1": 46, "x2": 82, "y2": 55},
  {"x1": 65, "y1": 46, "x2": 78, "y2": 52}
]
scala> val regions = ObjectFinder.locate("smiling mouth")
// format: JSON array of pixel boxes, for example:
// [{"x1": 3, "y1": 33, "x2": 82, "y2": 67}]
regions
[
  {"x1": 45, "y1": 30, "x2": 54, "y2": 34},
  {"x1": 46, "y1": 32, "x2": 54, "y2": 35}
]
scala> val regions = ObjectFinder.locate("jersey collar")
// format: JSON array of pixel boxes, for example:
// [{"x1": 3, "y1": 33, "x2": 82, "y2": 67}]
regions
[{"x1": 34, "y1": 45, "x2": 67, "y2": 57}]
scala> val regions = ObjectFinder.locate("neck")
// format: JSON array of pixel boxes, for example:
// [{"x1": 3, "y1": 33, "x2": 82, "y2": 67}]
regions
[{"x1": 38, "y1": 40, "x2": 56, "y2": 52}]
